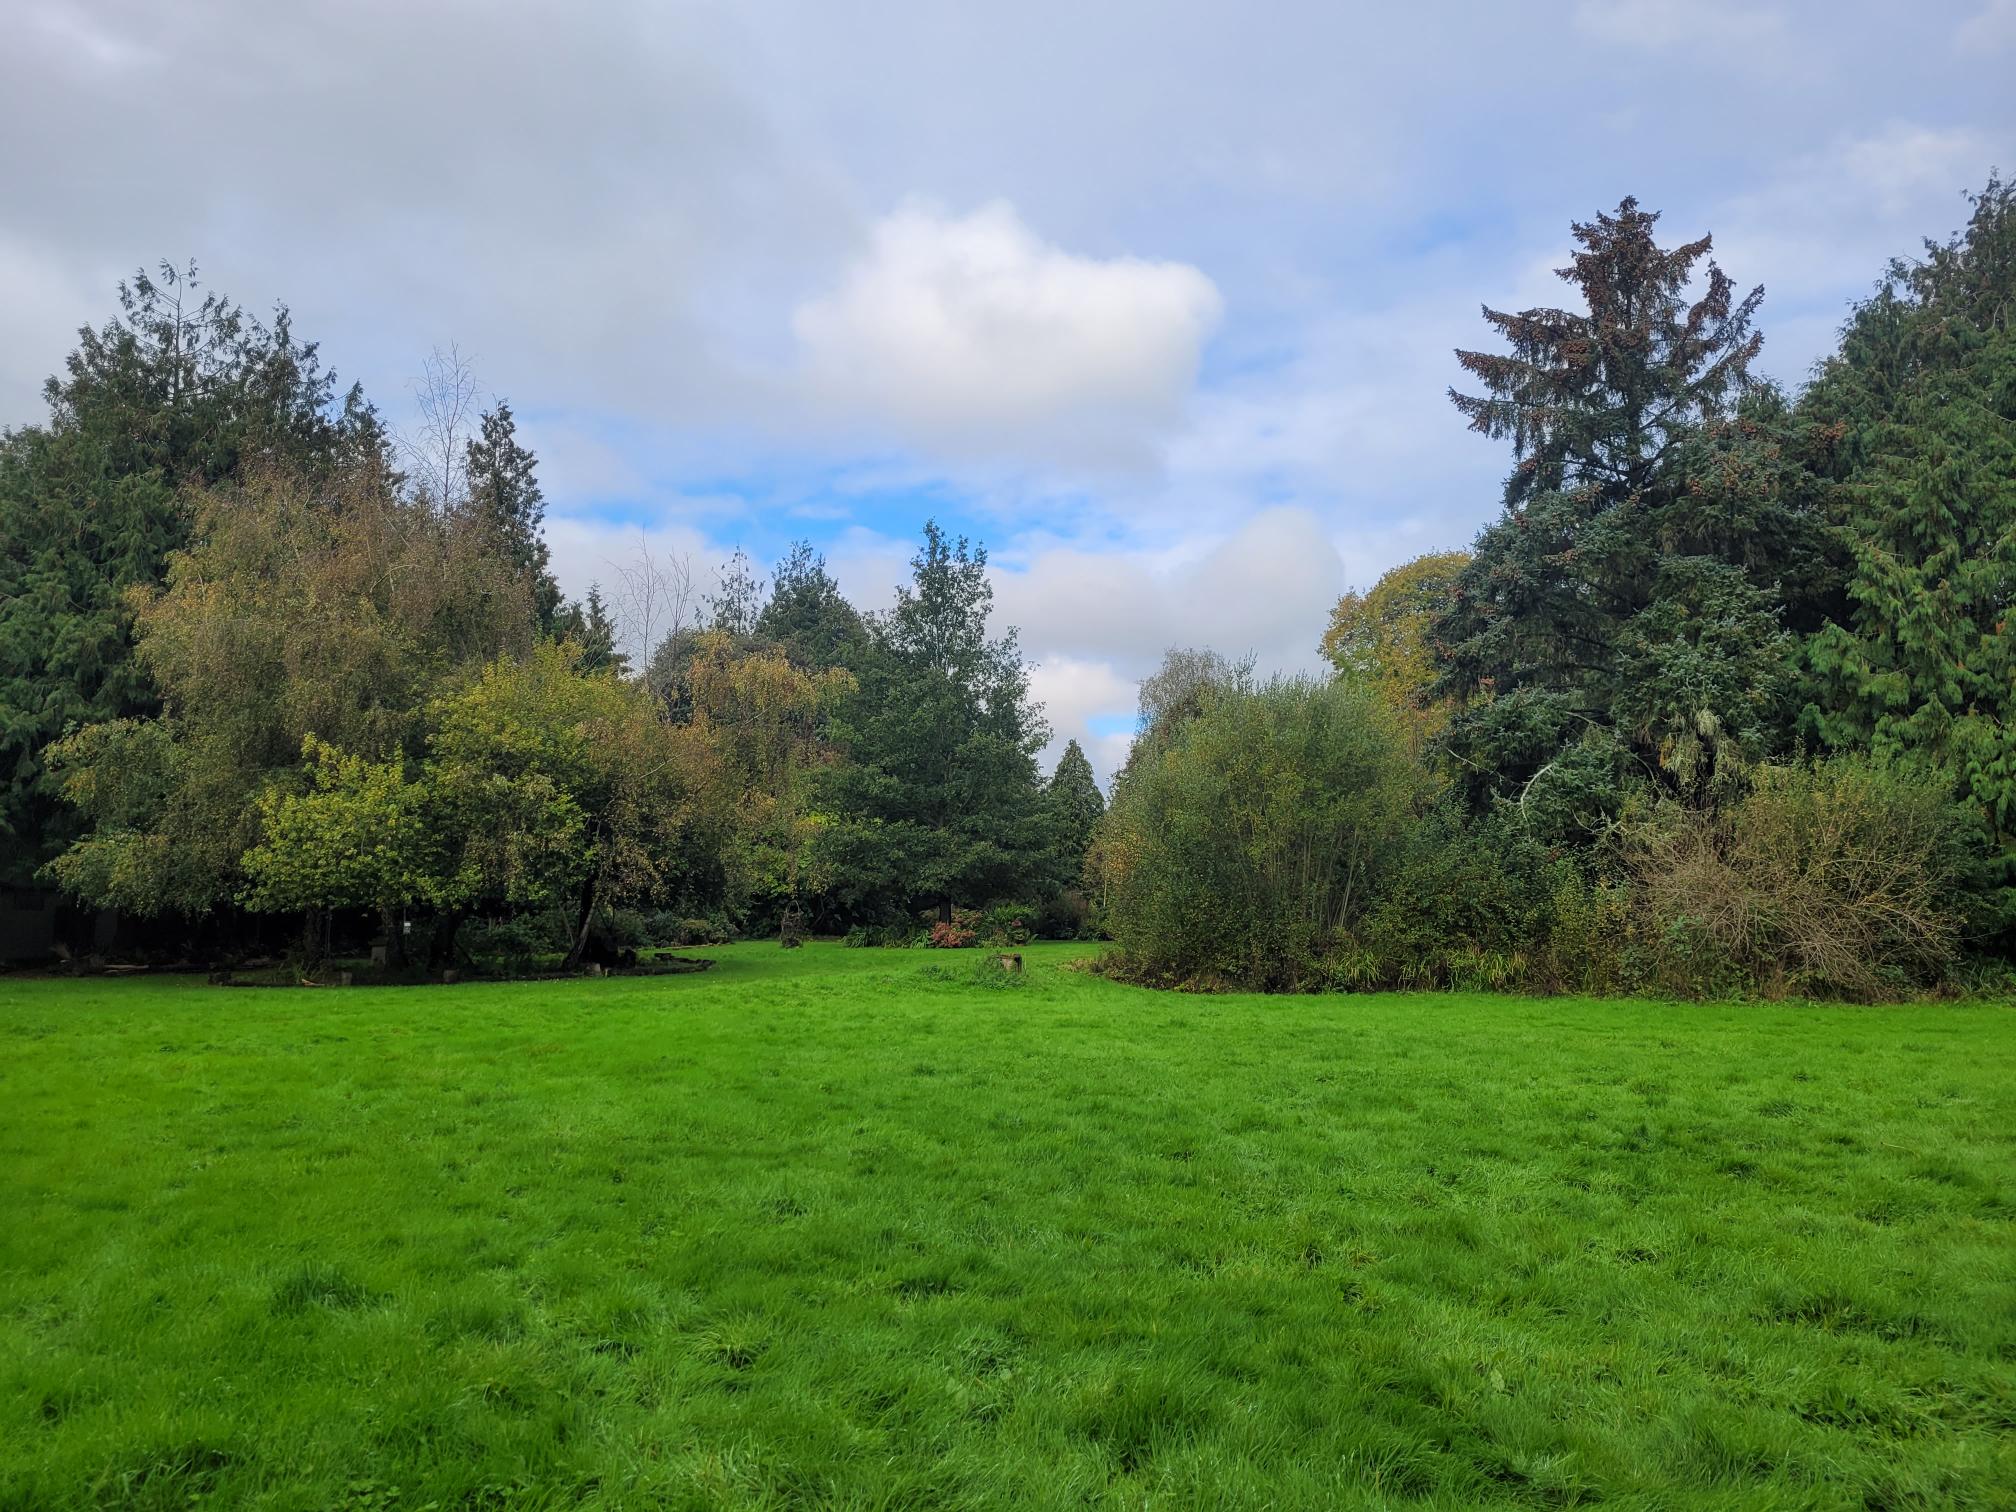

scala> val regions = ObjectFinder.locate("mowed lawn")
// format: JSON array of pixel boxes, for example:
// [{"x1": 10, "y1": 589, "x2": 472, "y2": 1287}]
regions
[{"x1": 2, "y1": 946, "x2": 2012, "y2": 1510}]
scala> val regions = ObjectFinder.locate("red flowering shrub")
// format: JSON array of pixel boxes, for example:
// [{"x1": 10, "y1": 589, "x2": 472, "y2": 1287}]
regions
[{"x1": 926, "y1": 909, "x2": 980, "y2": 948}]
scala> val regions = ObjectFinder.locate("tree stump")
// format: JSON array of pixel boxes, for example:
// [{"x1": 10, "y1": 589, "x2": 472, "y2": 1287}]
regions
[{"x1": 996, "y1": 953, "x2": 1023, "y2": 973}]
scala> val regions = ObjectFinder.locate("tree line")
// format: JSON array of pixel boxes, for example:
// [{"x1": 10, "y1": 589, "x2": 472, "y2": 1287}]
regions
[
  {"x1": 3, "y1": 176, "x2": 2010, "y2": 996},
  {"x1": 0, "y1": 270, "x2": 1098, "y2": 968},
  {"x1": 1093, "y1": 179, "x2": 2015, "y2": 998}
]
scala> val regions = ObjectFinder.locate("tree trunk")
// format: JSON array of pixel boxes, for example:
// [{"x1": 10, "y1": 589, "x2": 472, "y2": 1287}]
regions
[
  {"x1": 561, "y1": 876, "x2": 598, "y2": 971},
  {"x1": 428, "y1": 908, "x2": 464, "y2": 971},
  {"x1": 938, "y1": 897, "x2": 953, "y2": 925},
  {"x1": 299, "y1": 907, "x2": 326, "y2": 970},
  {"x1": 381, "y1": 906, "x2": 406, "y2": 969}
]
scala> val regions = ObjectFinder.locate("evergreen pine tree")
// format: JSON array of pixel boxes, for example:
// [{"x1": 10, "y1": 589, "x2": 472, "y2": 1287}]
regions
[
  {"x1": 705, "y1": 548, "x2": 766, "y2": 641},
  {"x1": 818, "y1": 522, "x2": 1050, "y2": 920},
  {"x1": 0, "y1": 262, "x2": 351, "y2": 885},
  {"x1": 564, "y1": 585, "x2": 627, "y2": 677},
  {"x1": 465, "y1": 402, "x2": 563, "y2": 630},
  {"x1": 755, "y1": 541, "x2": 867, "y2": 670},
  {"x1": 1435, "y1": 199, "x2": 1804, "y2": 821},
  {"x1": 1799, "y1": 176, "x2": 2016, "y2": 914},
  {"x1": 1044, "y1": 739, "x2": 1106, "y2": 889}
]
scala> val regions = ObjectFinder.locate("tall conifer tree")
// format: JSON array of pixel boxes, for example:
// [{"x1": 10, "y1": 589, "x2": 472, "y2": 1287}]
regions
[
  {"x1": 1799, "y1": 177, "x2": 2016, "y2": 916},
  {"x1": 1434, "y1": 200, "x2": 1804, "y2": 821},
  {"x1": 465, "y1": 402, "x2": 563, "y2": 631},
  {"x1": 0, "y1": 263, "x2": 358, "y2": 884},
  {"x1": 818, "y1": 522, "x2": 1049, "y2": 920}
]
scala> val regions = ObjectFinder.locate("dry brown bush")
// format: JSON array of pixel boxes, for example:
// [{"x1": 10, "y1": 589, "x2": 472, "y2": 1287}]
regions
[{"x1": 1631, "y1": 760, "x2": 1968, "y2": 999}]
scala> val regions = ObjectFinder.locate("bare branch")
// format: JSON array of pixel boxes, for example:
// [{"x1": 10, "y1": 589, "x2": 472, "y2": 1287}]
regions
[{"x1": 402, "y1": 343, "x2": 483, "y2": 512}]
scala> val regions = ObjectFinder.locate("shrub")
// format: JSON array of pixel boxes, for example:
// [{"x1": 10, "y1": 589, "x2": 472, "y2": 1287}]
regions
[
  {"x1": 843, "y1": 922, "x2": 924, "y2": 948},
  {"x1": 1354, "y1": 805, "x2": 1629, "y2": 993},
  {"x1": 979, "y1": 903, "x2": 1034, "y2": 946},
  {"x1": 926, "y1": 910, "x2": 980, "y2": 949},
  {"x1": 591, "y1": 908, "x2": 648, "y2": 950},
  {"x1": 1032, "y1": 888, "x2": 1100, "y2": 941},
  {"x1": 1629, "y1": 757, "x2": 1978, "y2": 999},
  {"x1": 463, "y1": 915, "x2": 549, "y2": 975},
  {"x1": 461, "y1": 909, "x2": 571, "y2": 974},
  {"x1": 1094, "y1": 677, "x2": 1424, "y2": 990},
  {"x1": 642, "y1": 912, "x2": 731, "y2": 947}
]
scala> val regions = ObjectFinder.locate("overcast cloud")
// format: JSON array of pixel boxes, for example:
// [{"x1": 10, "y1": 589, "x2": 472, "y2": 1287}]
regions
[{"x1": 3, "y1": 0, "x2": 2011, "y2": 780}]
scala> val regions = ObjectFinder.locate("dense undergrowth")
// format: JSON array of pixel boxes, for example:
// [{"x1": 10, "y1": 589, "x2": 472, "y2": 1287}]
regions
[{"x1": 1092, "y1": 678, "x2": 2003, "y2": 1001}]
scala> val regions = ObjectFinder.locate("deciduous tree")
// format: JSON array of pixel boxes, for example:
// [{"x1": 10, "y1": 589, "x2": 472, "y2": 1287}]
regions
[
  {"x1": 0, "y1": 263, "x2": 362, "y2": 884},
  {"x1": 1322, "y1": 551, "x2": 1469, "y2": 744},
  {"x1": 47, "y1": 462, "x2": 534, "y2": 917}
]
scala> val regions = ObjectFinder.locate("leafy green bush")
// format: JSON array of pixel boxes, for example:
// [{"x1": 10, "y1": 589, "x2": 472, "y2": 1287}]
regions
[
  {"x1": 457, "y1": 909, "x2": 572, "y2": 974},
  {"x1": 645, "y1": 913, "x2": 731, "y2": 947},
  {"x1": 979, "y1": 903, "x2": 1034, "y2": 946},
  {"x1": 639, "y1": 911, "x2": 724, "y2": 947},
  {"x1": 1094, "y1": 677, "x2": 1424, "y2": 990},
  {"x1": 1354, "y1": 806, "x2": 1630, "y2": 993},
  {"x1": 842, "y1": 922, "x2": 924, "y2": 948},
  {"x1": 595, "y1": 908, "x2": 651, "y2": 951},
  {"x1": 1032, "y1": 888, "x2": 1100, "y2": 941}
]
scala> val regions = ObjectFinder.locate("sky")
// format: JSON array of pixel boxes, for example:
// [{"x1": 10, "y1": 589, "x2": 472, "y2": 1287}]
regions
[{"x1": 4, "y1": 0, "x2": 2012, "y2": 782}]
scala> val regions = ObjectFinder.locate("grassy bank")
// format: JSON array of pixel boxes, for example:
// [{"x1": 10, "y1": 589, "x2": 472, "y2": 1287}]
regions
[{"x1": 2, "y1": 944, "x2": 2012, "y2": 1508}]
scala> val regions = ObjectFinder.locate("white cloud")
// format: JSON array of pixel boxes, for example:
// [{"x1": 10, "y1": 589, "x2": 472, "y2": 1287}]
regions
[
  {"x1": 4, "y1": 0, "x2": 2008, "y2": 754},
  {"x1": 1709, "y1": 122, "x2": 1996, "y2": 378},
  {"x1": 1025, "y1": 655, "x2": 1141, "y2": 784},
  {"x1": 993, "y1": 508, "x2": 1344, "y2": 680},
  {"x1": 792, "y1": 199, "x2": 1222, "y2": 466},
  {"x1": 987, "y1": 508, "x2": 1347, "y2": 781}
]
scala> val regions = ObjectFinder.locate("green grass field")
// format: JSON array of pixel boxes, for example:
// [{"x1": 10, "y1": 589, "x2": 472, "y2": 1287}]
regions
[{"x1": 2, "y1": 944, "x2": 2012, "y2": 1510}]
